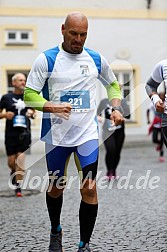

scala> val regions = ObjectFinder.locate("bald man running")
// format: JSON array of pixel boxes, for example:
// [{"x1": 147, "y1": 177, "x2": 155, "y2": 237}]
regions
[{"x1": 24, "y1": 11, "x2": 124, "y2": 251}]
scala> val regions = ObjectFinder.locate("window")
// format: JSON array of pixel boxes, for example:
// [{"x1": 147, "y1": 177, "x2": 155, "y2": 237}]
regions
[
  {"x1": 5, "y1": 30, "x2": 33, "y2": 45},
  {"x1": 8, "y1": 32, "x2": 16, "y2": 39}
]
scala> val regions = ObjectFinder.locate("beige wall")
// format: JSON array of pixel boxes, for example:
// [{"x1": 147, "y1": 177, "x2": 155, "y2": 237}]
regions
[{"x1": 0, "y1": 0, "x2": 167, "y2": 10}]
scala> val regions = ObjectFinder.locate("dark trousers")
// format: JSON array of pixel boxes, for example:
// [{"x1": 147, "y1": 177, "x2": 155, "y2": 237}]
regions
[
  {"x1": 103, "y1": 127, "x2": 125, "y2": 176},
  {"x1": 152, "y1": 127, "x2": 164, "y2": 156},
  {"x1": 161, "y1": 127, "x2": 167, "y2": 148}
]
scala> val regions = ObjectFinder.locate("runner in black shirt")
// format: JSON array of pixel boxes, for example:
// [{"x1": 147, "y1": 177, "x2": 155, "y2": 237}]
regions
[{"x1": 0, "y1": 73, "x2": 35, "y2": 197}]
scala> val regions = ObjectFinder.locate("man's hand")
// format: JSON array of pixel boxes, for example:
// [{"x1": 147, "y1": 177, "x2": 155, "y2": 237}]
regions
[
  {"x1": 5, "y1": 111, "x2": 15, "y2": 120},
  {"x1": 54, "y1": 103, "x2": 72, "y2": 120},
  {"x1": 110, "y1": 110, "x2": 124, "y2": 126},
  {"x1": 151, "y1": 93, "x2": 164, "y2": 113},
  {"x1": 44, "y1": 102, "x2": 72, "y2": 120},
  {"x1": 155, "y1": 100, "x2": 164, "y2": 113},
  {"x1": 26, "y1": 108, "x2": 36, "y2": 119}
]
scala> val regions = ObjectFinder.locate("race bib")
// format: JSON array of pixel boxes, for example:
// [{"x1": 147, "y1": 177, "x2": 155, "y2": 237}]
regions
[{"x1": 60, "y1": 90, "x2": 90, "y2": 112}]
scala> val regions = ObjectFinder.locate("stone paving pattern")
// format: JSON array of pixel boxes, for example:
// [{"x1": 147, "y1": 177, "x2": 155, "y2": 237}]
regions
[{"x1": 0, "y1": 144, "x2": 167, "y2": 252}]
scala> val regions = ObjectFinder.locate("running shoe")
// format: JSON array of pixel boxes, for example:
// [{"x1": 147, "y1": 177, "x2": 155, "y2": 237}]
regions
[
  {"x1": 49, "y1": 232, "x2": 63, "y2": 252},
  {"x1": 159, "y1": 156, "x2": 165, "y2": 162},
  {"x1": 77, "y1": 243, "x2": 91, "y2": 252},
  {"x1": 15, "y1": 187, "x2": 22, "y2": 197},
  {"x1": 105, "y1": 171, "x2": 116, "y2": 181}
]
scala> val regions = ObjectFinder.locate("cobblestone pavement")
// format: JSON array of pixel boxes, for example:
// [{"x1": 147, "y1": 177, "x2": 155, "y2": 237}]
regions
[{"x1": 0, "y1": 144, "x2": 167, "y2": 252}]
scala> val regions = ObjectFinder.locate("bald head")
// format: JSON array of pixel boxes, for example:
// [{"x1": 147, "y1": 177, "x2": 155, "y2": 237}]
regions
[
  {"x1": 62, "y1": 12, "x2": 88, "y2": 54},
  {"x1": 64, "y1": 12, "x2": 88, "y2": 28}
]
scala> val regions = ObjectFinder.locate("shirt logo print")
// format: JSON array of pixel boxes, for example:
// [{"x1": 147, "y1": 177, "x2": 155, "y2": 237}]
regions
[{"x1": 80, "y1": 65, "x2": 89, "y2": 77}]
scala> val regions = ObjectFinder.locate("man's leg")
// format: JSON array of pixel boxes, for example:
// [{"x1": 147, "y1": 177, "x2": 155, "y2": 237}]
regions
[
  {"x1": 15, "y1": 152, "x2": 26, "y2": 196},
  {"x1": 79, "y1": 182, "x2": 98, "y2": 249},
  {"x1": 15, "y1": 152, "x2": 25, "y2": 184},
  {"x1": 6, "y1": 137, "x2": 26, "y2": 191},
  {"x1": 7, "y1": 152, "x2": 25, "y2": 196},
  {"x1": 158, "y1": 129, "x2": 165, "y2": 162},
  {"x1": 7, "y1": 154, "x2": 17, "y2": 185},
  {"x1": 46, "y1": 187, "x2": 64, "y2": 235},
  {"x1": 113, "y1": 128, "x2": 125, "y2": 177},
  {"x1": 160, "y1": 127, "x2": 167, "y2": 163},
  {"x1": 46, "y1": 187, "x2": 64, "y2": 252},
  {"x1": 75, "y1": 139, "x2": 98, "y2": 250},
  {"x1": 103, "y1": 133, "x2": 116, "y2": 178},
  {"x1": 7, "y1": 154, "x2": 16, "y2": 172},
  {"x1": 152, "y1": 128, "x2": 159, "y2": 144},
  {"x1": 161, "y1": 127, "x2": 167, "y2": 148},
  {"x1": 45, "y1": 143, "x2": 73, "y2": 251}
]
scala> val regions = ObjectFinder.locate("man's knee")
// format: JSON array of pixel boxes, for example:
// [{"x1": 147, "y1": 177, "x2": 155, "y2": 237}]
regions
[
  {"x1": 47, "y1": 183, "x2": 65, "y2": 198},
  {"x1": 81, "y1": 179, "x2": 97, "y2": 198}
]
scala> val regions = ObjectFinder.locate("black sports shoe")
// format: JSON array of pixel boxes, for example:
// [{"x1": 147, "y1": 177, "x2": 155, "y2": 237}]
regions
[
  {"x1": 49, "y1": 232, "x2": 63, "y2": 252},
  {"x1": 77, "y1": 243, "x2": 92, "y2": 252},
  {"x1": 15, "y1": 187, "x2": 22, "y2": 197}
]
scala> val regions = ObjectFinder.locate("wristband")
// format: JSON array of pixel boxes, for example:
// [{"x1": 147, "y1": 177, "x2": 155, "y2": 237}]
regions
[
  {"x1": 112, "y1": 106, "x2": 124, "y2": 114},
  {"x1": 151, "y1": 94, "x2": 161, "y2": 107}
]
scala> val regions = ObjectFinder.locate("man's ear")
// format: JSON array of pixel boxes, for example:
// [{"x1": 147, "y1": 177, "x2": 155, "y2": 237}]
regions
[
  {"x1": 12, "y1": 81, "x2": 16, "y2": 87},
  {"x1": 61, "y1": 24, "x2": 65, "y2": 35}
]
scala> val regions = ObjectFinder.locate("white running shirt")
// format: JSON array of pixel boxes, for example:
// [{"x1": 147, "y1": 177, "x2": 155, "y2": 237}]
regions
[{"x1": 26, "y1": 45, "x2": 118, "y2": 146}]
